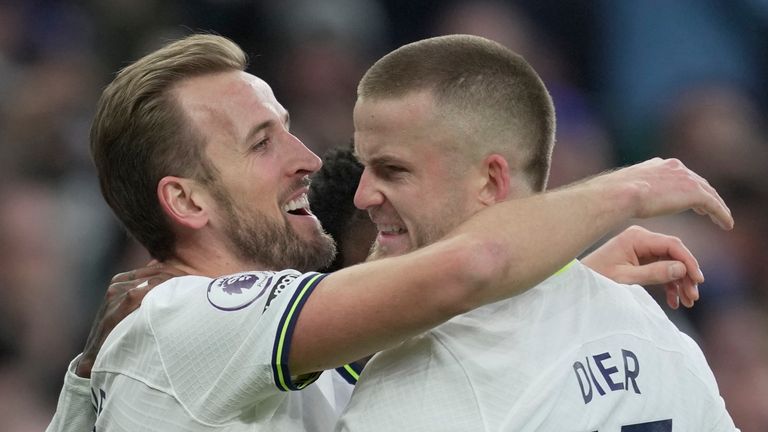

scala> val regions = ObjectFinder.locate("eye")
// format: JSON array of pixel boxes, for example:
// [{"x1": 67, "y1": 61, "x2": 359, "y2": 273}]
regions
[
  {"x1": 250, "y1": 138, "x2": 269, "y2": 153},
  {"x1": 374, "y1": 164, "x2": 408, "y2": 180}
]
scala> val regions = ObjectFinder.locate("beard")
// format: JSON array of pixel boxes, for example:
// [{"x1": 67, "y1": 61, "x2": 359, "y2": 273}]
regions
[{"x1": 211, "y1": 182, "x2": 337, "y2": 273}]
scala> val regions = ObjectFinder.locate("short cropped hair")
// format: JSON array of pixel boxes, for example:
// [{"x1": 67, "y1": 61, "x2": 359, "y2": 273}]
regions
[
  {"x1": 358, "y1": 34, "x2": 555, "y2": 191},
  {"x1": 90, "y1": 34, "x2": 246, "y2": 260}
]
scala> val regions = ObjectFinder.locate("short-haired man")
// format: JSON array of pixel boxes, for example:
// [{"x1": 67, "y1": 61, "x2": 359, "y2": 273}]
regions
[
  {"x1": 311, "y1": 144, "x2": 708, "y2": 307},
  {"x1": 46, "y1": 34, "x2": 732, "y2": 431},
  {"x1": 336, "y1": 35, "x2": 737, "y2": 431}
]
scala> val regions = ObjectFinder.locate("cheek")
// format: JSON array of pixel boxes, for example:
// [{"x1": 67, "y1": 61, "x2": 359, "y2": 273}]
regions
[
  {"x1": 400, "y1": 203, "x2": 436, "y2": 238},
  {"x1": 420, "y1": 192, "x2": 467, "y2": 236},
  {"x1": 236, "y1": 187, "x2": 283, "y2": 222}
]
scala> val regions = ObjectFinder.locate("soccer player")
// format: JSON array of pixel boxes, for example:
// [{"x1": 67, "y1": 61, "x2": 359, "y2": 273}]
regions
[
  {"x1": 46, "y1": 34, "x2": 732, "y2": 431},
  {"x1": 335, "y1": 35, "x2": 738, "y2": 431}
]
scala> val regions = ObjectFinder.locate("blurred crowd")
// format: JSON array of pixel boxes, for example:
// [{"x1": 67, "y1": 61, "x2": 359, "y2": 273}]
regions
[{"x1": 0, "y1": 0, "x2": 766, "y2": 430}]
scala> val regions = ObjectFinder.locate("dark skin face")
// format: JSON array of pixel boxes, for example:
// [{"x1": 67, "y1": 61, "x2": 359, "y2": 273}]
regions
[{"x1": 338, "y1": 210, "x2": 378, "y2": 268}]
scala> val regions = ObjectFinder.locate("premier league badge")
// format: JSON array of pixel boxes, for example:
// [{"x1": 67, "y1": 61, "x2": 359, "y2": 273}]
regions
[{"x1": 207, "y1": 273, "x2": 273, "y2": 311}]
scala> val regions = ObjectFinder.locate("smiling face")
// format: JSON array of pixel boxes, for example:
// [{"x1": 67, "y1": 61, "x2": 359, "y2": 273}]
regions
[
  {"x1": 353, "y1": 90, "x2": 483, "y2": 259},
  {"x1": 174, "y1": 70, "x2": 335, "y2": 271}
]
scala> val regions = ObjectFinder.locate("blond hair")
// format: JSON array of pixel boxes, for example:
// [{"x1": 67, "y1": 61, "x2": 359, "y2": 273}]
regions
[{"x1": 90, "y1": 34, "x2": 246, "y2": 259}]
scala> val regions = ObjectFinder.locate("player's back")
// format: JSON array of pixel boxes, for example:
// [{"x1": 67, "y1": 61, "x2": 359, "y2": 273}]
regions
[{"x1": 337, "y1": 261, "x2": 736, "y2": 431}]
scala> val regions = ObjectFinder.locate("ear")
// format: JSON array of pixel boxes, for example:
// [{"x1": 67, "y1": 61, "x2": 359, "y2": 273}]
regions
[
  {"x1": 477, "y1": 154, "x2": 511, "y2": 206},
  {"x1": 157, "y1": 176, "x2": 209, "y2": 230}
]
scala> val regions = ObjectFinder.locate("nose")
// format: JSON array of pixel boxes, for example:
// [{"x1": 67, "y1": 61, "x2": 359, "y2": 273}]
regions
[
  {"x1": 287, "y1": 133, "x2": 322, "y2": 175},
  {"x1": 354, "y1": 167, "x2": 384, "y2": 210}
]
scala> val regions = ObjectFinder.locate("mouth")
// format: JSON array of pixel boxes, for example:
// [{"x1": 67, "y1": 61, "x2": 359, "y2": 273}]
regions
[
  {"x1": 377, "y1": 223, "x2": 407, "y2": 236},
  {"x1": 283, "y1": 193, "x2": 312, "y2": 216},
  {"x1": 371, "y1": 220, "x2": 411, "y2": 258}
]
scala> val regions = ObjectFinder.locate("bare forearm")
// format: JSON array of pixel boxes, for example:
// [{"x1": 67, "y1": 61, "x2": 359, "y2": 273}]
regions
[
  {"x1": 451, "y1": 179, "x2": 631, "y2": 307},
  {"x1": 452, "y1": 158, "x2": 732, "y2": 308},
  {"x1": 290, "y1": 159, "x2": 732, "y2": 374},
  {"x1": 291, "y1": 181, "x2": 626, "y2": 374}
]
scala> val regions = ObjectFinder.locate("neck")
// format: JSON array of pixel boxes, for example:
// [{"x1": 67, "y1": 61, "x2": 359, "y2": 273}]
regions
[{"x1": 165, "y1": 233, "x2": 267, "y2": 278}]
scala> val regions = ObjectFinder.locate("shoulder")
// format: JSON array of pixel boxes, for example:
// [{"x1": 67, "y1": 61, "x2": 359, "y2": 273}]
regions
[
  {"x1": 205, "y1": 271, "x2": 299, "y2": 311},
  {"x1": 553, "y1": 261, "x2": 661, "y2": 311},
  {"x1": 142, "y1": 270, "x2": 312, "y2": 313}
]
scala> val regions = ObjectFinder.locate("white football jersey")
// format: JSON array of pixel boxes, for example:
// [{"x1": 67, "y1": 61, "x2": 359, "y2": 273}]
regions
[
  {"x1": 336, "y1": 261, "x2": 737, "y2": 432},
  {"x1": 46, "y1": 355, "x2": 96, "y2": 432},
  {"x1": 90, "y1": 270, "x2": 354, "y2": 431}
]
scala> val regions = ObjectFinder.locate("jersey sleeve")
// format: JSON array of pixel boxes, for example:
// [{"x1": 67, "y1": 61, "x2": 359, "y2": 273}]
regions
[
  {"x1": 270, "y1": 272, "x2": 328, "y2": 391},
  {"x1": 45, "y1": 355, "x2": 97, "y2": 432},
  {"x1": 145, "y1": 270, "x2": 328, "y2": 424}
]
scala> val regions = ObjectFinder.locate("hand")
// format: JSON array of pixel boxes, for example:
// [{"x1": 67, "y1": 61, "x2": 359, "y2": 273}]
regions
[
  {"x1": 582, "y1": 225, "x2": 703, "y2": 309},
  {"x1": 75, "y1": 261, "x2": 187, "y2": 378},
  {"x1": 589, "y1": 158, "x2": 734, "y2": 230}
]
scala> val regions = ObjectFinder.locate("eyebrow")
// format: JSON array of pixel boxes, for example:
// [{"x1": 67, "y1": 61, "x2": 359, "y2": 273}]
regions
[
  {"x1": 353, "y1": 147, "x2": 403, "y2": 166},
  {"x1": 368, "y1": 154, "x2": 407, "y2": 168},
  {"x1": 243, "y1": 111, "x2": 290, "y2": 146}
]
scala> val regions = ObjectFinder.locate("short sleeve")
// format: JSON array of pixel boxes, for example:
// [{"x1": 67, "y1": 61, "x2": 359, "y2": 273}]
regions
[
  {"x1": 145, "y1": 270, "x2": 328, "y2": 424},
  {"x1": 270, "y1": 272, "x2": 328, "y2": 391},
  {"x1": 45, "y1": 354, "x2": 97, "y2": 432}
]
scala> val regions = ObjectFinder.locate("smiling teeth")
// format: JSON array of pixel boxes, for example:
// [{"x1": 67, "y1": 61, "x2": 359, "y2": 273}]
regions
[
  {"x1": 379, "y1": 225, "x2": 406, "y2": 234},
  {"x1": 284, "y1": 194, "x2": 309, "y2": 212}
]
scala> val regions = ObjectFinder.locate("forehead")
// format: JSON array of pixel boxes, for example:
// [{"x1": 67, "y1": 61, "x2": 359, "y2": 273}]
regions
[
  {"x1": 353, "y1": 91, "x2": 452, "y2": 163},
  {"x1": 173, "y1": 70, "x2": 287, "y2": 144}
]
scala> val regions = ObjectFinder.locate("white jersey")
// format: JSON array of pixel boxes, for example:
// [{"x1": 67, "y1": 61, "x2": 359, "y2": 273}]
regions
[
  {"x1": 89, "y1": 270, "x2": 354, "y2": 431},
  {"x1": 336, "y1": 261, "x2": 737, "y2": 432},
  {"x1": 46, "y1": 355, "x2": 96, "y2": 432}
]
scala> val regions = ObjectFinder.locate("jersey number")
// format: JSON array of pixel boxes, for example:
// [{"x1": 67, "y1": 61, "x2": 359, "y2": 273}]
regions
[{"x1": 595, "y1": 419, "x2": 672, "y2": 432}]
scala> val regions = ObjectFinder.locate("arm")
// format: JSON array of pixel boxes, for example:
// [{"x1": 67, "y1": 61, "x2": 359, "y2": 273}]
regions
[
  {"x1": 290, "y1": 158, "x2": 733, "y2": 374},
  {"x1": 583, "y1": 225, "x2": 703, "y2": 309}
]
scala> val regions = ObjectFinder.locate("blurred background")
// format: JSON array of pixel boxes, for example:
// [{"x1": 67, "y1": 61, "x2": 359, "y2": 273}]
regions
[{"x1": 0, "y1": 0, "x2": 765, "y2": 430}]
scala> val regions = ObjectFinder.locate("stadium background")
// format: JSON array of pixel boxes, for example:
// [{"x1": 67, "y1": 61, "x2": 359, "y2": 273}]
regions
[{"x1": 0, "y1": 0, "x2": 766, "y2": 429}]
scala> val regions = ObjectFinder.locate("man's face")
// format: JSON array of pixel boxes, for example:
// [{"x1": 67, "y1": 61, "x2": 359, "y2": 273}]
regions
[
  {"x1": 353, "y1": 91, "x2": 480, "y2": 259},
  {"x1": 175, "y1": 70, "x2": 335, "y2": 271}
]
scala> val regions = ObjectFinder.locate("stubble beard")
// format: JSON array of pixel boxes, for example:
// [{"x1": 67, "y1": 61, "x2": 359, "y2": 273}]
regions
[
  {"x1": 366, "y1": 206, "x2": 467, "y2": 263},
  {"x1": 213, "y1": 186, "x2": 337, "y2": 273},
  {"x1": 365, "y1": 224, "x2": 439, "y2": 262}
]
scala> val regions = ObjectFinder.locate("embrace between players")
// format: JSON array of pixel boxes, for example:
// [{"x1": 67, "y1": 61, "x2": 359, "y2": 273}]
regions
[{"x1": 47, "y1": 34, "x2": 737, "y2": 431}]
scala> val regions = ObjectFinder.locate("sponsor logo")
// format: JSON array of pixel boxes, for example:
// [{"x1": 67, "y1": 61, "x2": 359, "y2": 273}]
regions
[
  {"x1": 263, "y1": 273, "x2": 299, "y2": 312},
  {"x1": 207, "y1": 273, "x2": 272, "y2": 311}
]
